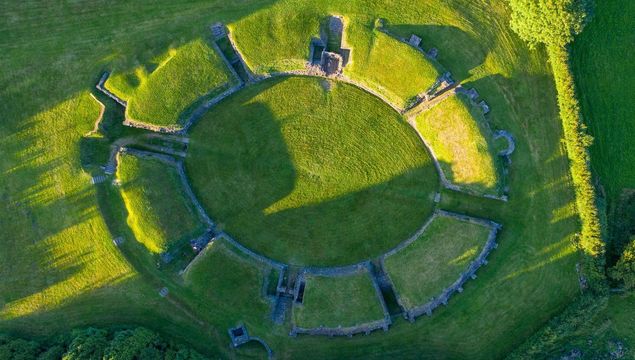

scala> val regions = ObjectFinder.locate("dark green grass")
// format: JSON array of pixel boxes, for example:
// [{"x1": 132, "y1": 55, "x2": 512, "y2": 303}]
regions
[
  {"x1": 117, "y1": 153, "x2": 205, "y2": 254},
  {"x1": 186, "y1": 76, "x2": 438, "y2": 266},
  {"x1": 0, "y1": 1, "x2": 583, "y2": 358},
  {"x1": 384, "y1": 215, "x2": 491, "y2": 309},
  {"x1": 184, "y1": 239, "x2": 272, "y2": 329},
  {"x1": 572, "y1": 1, "x2": 635, "y2": 202},
  {"x1": 293, "y1": 272, "x2": 384, "y2": 328}
]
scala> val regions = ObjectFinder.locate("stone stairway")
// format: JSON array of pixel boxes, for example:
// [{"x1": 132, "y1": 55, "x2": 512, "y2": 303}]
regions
[
  {"x1": 271, "y1": 295, "x2": 292, "y2": 325},
  {"x1": 210, "y1": 23, "x2": 226, "y2": 39}
]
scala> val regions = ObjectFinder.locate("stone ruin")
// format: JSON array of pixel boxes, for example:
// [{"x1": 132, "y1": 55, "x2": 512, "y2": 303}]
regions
[
  {"x1": 228, "y1": 324, "x2": 250, "y2": 347},
  {"x1": 309, "y1": 15, "x2": 351, "y2": 76},
  {"x1": 228, "y1": 324, "x2": 274, "y2": 359},
  {"x1": 210, "y1": 22, "x2": 227, "y2": 40},
  {"x1": 408, "y1": 34, "x2": 422, "y2": 47},
  {"x1": 478, "y1": 100, "x2": 490, "y2": 114}
]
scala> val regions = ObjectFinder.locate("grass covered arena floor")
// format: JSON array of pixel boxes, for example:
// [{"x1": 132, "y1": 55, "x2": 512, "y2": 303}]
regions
[
  {"x1": 0, "y1": 1, "x2": 586, "y2": 358},
  {"x1": 384, "y1": 214, "x2": 491, "y2": 310},
  {"x1": 186, "y1": 76, "x2": 438, "y2": 266},
  {"x1": 293, "y1": 271, "x2": 385, "y2": 329},
  {"x1": 105, "y1": 39, "x2": 237, "y2": 128}
]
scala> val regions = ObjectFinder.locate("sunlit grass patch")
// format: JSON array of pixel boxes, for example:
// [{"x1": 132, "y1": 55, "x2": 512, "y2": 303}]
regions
[
  {"x1": 293, "y1": 271, "x2": 384, "y2": 328},
  {"x1": 117, "y1": 153, "x2": 205, "y2": 254},
  {"x1": 229, "y1": 5, "x2": 321, "y2": 73},
  {"x1": 344, "y1": 20, "x2": 443, "y2": 108},
  {"x1": 105, "y1": 39, "x2": 237, "y2": 128},
  {"x1": 414, "y1": 93, "x2": 502, "y2": 195},
  {"x1": 384, "y1": 214, "x2": 491, "y2": 310}
]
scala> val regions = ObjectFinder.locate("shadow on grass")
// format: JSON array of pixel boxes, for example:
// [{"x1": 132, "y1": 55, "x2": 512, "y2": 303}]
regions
[{"x1": 387, "y1": 24, "x2": 486, "y2": 81}]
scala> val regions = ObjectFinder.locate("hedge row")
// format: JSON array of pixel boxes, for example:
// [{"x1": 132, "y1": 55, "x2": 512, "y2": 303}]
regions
[{"x1": 547, "y1": 44, "x2": 606, "y2": 290}]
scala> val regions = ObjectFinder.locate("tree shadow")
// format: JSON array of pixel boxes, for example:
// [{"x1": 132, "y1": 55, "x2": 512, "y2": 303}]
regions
[{"x1": 1, "y1": 1, "x2": 280, "y2": 324}]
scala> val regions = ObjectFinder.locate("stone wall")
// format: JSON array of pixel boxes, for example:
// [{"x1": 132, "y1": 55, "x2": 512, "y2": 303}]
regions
[{"x1": 381, "y1": 209, "x2": 501, "y2": 322}]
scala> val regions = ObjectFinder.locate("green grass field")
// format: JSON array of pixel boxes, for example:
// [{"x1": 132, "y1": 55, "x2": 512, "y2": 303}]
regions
[
  {"x1": 106, "y1": 39, "x2": 237, "y2": 128},
  {"x1": 0, "y1": 1, "x2": 585, "y2": 358},
  {"x1": 293, "y1": 272, "x2": 384, "y2": 328},
  {"x1": 384, "y1": 215, "x2": 491, "y2": 309},
  {"x1": 116, "y1": 153, "x2": 205, "y2": 254},
  {"x1": 186, "y1": 76, "x2": 438, "y2": 266},
  {"x1": 183, "y1": 239, "x2": 272, "y2": 329},
  {"x1": 229, "y1": 5, "x2": 321, "y2": 73},
  {"x1": 343, "y1": 21, "x2": 442, "y2": 108},
  {"x1": 572, "y1": 1, "x2": 635, "y2": 203},
  {"x1": 414, "y1": 93, "x2": 502, "y2": 195}
]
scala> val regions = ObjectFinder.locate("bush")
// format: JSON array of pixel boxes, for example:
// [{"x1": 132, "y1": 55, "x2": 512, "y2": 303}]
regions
[
  {"x1": 508, "y1": 0, "x2": 606, "y2": 291},
  {"x1": 0, "y1": 327, "x2": 207, "y2": 360},
  {"x1": 611, "y1": 236, "x2": 635, "y2": 290}
]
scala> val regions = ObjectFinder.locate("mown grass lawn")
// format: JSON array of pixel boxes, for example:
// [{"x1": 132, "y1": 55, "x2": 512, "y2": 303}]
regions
[
  {"x1": 186, "y1": 76, "x2": 438, "y2": 266},
  {"x1": 106, "y1": 39, "x2": 237, "y2": 128},
  {"x1": 344, "y1": 20, "x2": 443, "y2": 108},
  {"x1": 0, "y1": 1, "x2": 582, "y2": 358},
  {"x1": 117, "y1": 153, "x2": 205, "y2": 254},
  {"x1": 414, "y1": 93, "x2": 502, "y2": 196},
  {"x1": 384, "y1": 214, "x2": 491, "y2": 310},
  {"x1": 293, "y1": 272, "x2": 384, "y2": 329}
]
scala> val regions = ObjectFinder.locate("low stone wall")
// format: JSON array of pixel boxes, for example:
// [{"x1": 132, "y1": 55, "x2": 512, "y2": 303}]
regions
[
  {"x1": 174, "y1": 161, "x2": 214, "y2": 227},
  {"x1": 180, "y1": 83, "x2": 244, "y2": 133},
  {"x1": 290, "y1": 262, "x2": 392, "y2": 337},
  {"x1": 217, "y1": 232, "x2": 286, "y2": 270},
  {"x1": 381, "y1": 209, "x2": 501, "y2": 322},
  {"x1": 85, "y1": 94, "x2": 106, "y2": 137},
  {"x1": 290, "y1": 318, "x2": 389, "y2": 337},
  {"x1": 95, "y1": 72, "x2": 127, "y2": 107}
]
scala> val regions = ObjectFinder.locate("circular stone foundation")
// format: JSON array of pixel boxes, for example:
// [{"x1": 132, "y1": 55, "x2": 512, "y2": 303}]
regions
[{"x1": 186, "y1": 76, "x2": 439, "y2": 266}]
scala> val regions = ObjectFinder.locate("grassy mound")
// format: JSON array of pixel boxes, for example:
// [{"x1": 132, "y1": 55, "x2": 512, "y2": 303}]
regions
[
  {"x1": 117, "y1": 153, "x2": 205, "y2": 254},
  {"x1": 186, "y1": 76, "x2": 438, "y2": 266},
  {"x1": 414, "y1": 93, "x2": 501, "y2": 196},
  {"x1": 344, "y1": 23, "x2": 442, "y2": 108},
  {"x1": 106, "y1": 39, "x2": 237, "y2": 128},
  {"x1": 230, "y1": 6, "x2": 321, "y2": 73},
  {"x1": 293, "y1": 272, "x2": 384, "y2": 328},
  {"x1": 384, "y1": 214, "x2": 491, "y2": 310}
]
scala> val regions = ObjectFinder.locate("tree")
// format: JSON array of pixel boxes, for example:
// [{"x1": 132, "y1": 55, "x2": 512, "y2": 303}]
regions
[
  {"x1": 508, "y1": 0, "x2": 594, "y2": 47},
  {"x1": 611, "y1": 236, "x2": 635, "y2": 290},
  {"x1": 63, "y1": 328, "x2": 109, "y2": 360},
  {"x1": 104, "y1": 328, "x2": 163, "y2": 360},
  {"x1": 0, "y1": 334, "x2": 41, "y2": 360}
]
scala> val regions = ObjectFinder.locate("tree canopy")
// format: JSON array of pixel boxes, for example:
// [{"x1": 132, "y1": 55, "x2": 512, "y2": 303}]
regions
[{"x1": 508, "y1": 0, "x2": 594, "y2": 47}]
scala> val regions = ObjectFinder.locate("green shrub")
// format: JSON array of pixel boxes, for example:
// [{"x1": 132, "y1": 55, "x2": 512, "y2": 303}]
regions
[
  {"x1": 611, "y1": 236, "x2": 635, "y2": 290},
  {"x1": 508, "y1": 0, "x2": 605, "y2": 290}
]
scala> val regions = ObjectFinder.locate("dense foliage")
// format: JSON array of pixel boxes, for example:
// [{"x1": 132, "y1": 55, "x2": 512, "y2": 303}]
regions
[
  {"x1": 508, "y1": 0, "x2": 593, "y2": 47},
  {"x1": 0, "y1": 328, "x2": 204, "y2": 360},
  {"x1": 508, "y1": 0, "x2": 605, "y2": 289},
  {"x1": 611, "y1": 237, "x2": 635, "y2": 290}
]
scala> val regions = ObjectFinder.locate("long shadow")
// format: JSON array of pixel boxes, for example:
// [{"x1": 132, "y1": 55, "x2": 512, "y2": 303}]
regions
[
  {"x1": 0, "y1": 0, "x2": 279, "y2": 330},
  {"x1": 387, "y1": 24, "x2": 486, "y2": 81},
  {"x1": 185, "y1": 76, "x2": 439, "y2": 266}
]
